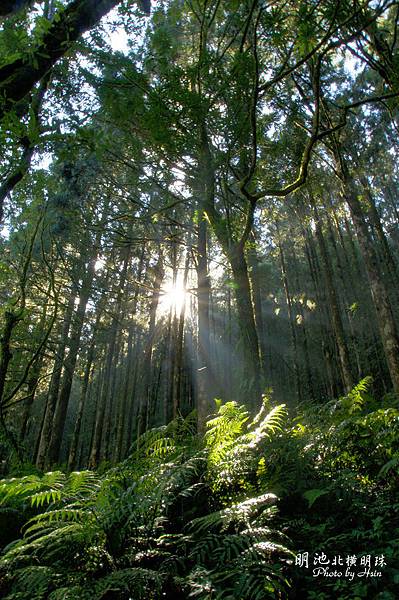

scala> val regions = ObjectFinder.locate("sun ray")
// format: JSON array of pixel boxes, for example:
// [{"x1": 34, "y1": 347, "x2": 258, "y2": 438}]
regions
[{"x1": 158, "y1": 280, "x2": 187, "y2": 316}]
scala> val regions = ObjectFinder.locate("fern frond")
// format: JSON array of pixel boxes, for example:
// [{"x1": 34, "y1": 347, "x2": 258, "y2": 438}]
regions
[
  {"x1": 23, "y1": 507, "x2": 87, "y2": 533},
  {"x1": 339, "y1": 376, "x2": 373, "y2": 414},
  {"x1": 0, "y1": 472, "x2": 67, "y2": 508},
  {"x1": 66, "y1": 471, "x2": 101, "y2": 496},
  {"x1": 93, "y1": 567, "x2": 163, "y2": 599},
  {"x1": 30, "y1": 489, "x2": 62, "y2": 508},
  {"x1": 188, "y1": 510, "x2": 224, "y2": 534},
  {"x1": 1, "y1": 522, "x2": 86, "y2": 563},
  {"x1": 247, "y1": 404, "x2": 287, "y2": 447},
  {"x1": 5, "y1": 565, "x2": 61, "y2": 599}
]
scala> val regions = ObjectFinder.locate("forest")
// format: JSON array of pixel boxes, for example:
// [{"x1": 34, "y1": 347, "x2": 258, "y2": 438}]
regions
[{"x1": 0, "y1": 0, "x2": 398, "y2": 598}]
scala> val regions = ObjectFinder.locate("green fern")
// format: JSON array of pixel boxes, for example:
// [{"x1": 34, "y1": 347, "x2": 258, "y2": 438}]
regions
[
  {"x1": 0, "y1": 470, "x2": 100, "y2": 511},
  {"x1": 0, "y1": 472, "x2": 66, "y2": 507},
  {"x1": 205, "y1": 401, "x2": 249, "y2": 468},
  {"x1": 0, "y1": 403, "x2": 291, "y2": 600},
  {"x1": 2, "y1": 565, "x2": 61, "y2": 600},
  {"x1": 338, "y1": 376, "x2": 373, "y2": 415},
  {"x1": 205, "y1": 400, "x2": 287, "y2": 496}
]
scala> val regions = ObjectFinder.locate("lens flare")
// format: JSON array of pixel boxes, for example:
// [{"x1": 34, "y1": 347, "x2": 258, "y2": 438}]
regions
[{"x1": 158, "y1": 280, "x2": 187, "y2": 315}]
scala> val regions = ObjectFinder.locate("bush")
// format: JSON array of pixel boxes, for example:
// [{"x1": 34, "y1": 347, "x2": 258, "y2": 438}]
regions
[{"x1": 0, "y1": 405, "x2": 291, "y2": 599}]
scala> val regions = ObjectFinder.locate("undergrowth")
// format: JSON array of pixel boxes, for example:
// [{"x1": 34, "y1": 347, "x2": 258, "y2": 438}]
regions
[
  {"x1": 0, "y1": 401, "x2": 291, "y2": 599},
  {"x1": 0, "y1": 379, "x2": 398, "y2": 599}
]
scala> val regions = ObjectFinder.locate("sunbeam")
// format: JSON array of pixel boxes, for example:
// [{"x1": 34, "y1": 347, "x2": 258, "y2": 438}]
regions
[{"x1": 158, "y1": 280, "x2": 187, "y2": 315}]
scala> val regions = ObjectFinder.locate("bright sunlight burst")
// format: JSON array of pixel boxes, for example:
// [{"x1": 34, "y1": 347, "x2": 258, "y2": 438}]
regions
[{"x1": 158, "y1": 280, "x2": 187, "y2": 316}]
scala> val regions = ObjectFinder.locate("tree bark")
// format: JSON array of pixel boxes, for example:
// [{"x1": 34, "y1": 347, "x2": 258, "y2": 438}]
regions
[
  {"x1": 359, "y1": 175, "x2": 399, "y2": 291},
  {"x1": 45, "y1": 255, "x2": 96, "y2": 466},
  {"x1": 248, "y1": 243, "x2": 267, "y2": 379},
  {"x1": 101, "y1": 325, "x2": 124, "y2": 461},
  {"x1": 302, "y1": 224, "x2": 337, "y2": 398},
  {"x1": 325, "y1": 208, "x2": 363, "y2": 379},
  {"x1": 291, "y1": 249, "x2": 315, "y2": 401},
  {"x1": 0, "y1": 311, "x2": 23, "y2": 456},
  {"x1": 163, "y1": 245, "x2": 179, "y2": 425},
  {"x1": 228, "y1": 242, "x2": 262, "y2": 407},
  {"x1": 198, "y1": 124, "x2": 262, "y2": 408},
  {"x1": 196, "y1": 211, "x2": 213, "y2": 427},
  {"x1": 136, "y1": 251, "x2": 164, "y2": 437},
  {"x1": 35, "y1": 291, "x2": 75, "y2": 469},
  {"x1": 276, "y1": 225, "x2": 301, "y2": 402},
  {"x1": 341, "y1": 169, "x2": 399, "y2": 396},
  {"x1": 114, "y1": 247, "x2": 145, "y2": 461},
  {"x1": 312, "y1": 200, "x2": 354, "y2": 393},
  {"x1": 89, "y1": 250, "x2": 130, "y2": 467},
  {"x1": 67, "y1": 313, "x2": 99, "y2": 471},
  {"x1": 174, "y1": 246, "x2": 190, "y2": 418},
  {"x1": 19, "y1": 284, "x2": 53, "y2": 444}
]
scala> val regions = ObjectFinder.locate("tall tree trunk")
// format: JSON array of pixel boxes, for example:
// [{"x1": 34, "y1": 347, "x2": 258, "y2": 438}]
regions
[
  {"x1": 113, "y1": 248, "x2": 145, "y2": 461},
  {"x1": 0, "y1": 311, "x2": 23, "y2": 456},
  {"x1": 87, "y1": 363, "x2": 105, "y2": 465},
  {"x1": 102, "y1": 326, "x2": 124, "y2": 460},
  {"x1": 198, "y1": 123, "x2": 262, "y2": 409},
  {"x1": 224, "y1": 287, "x2": 233, "y2": 399},
  {"x1": 248, "y1": 243, "x2": 267, "y2": 378},
  {"x1": 325, "y1": 208, "x2": 362, "y2": 379},
  {"x1": 359, "y1": 175, "x2": 399, "y2": 290},
  {"x1": 136, "y1": 250, "x2": 164, "y2": 438},
  {"x1": 45, "y1": 254, "x2": 96, "y2": 467},
  {"x1": 67, "y1": 313, "x2": 99, "y2": 471},
  {"x1": 228, "y1": 242, "x2": 262, "y2": 407},
  {"x1": 302, "y1": 225, "x2": 337, "y2": 397},
  {"x1": 312, "y1": 200, "x2": 354, "y2": 393},
  {"x1": 35, "y1": 291, "x2": 75, "y2": 469},
  {"x1": 174, "y1": 247, "x2": 190, "y2": 418},
  {"x1": 125, "y1": 334, "x2": 142, "y2": 453},
  {"x1": 113, "y1": 327, "x2": 135, "y2": 461},
  {"x1": 163, "y1": 244, "x2": 179, "y2": 425},
  {"x1": 196, "y1": 210, "x2": 213, "y2": 427},
  {"x1": 164, "y1": 303, "x2": 176, "y2": 425},
  {"x1": 19, "y1": 289, "x2": 51, "y2": 444},
  {"x1": 288, "y1": 235, "x2": 315, "y2": 401},
  {"x1": 89, "y1": 251, "x2": 131, "y2": 467},
  {"x1": 340, "y1": 167, "x2": 399, "y2": 396},
  {"x1": 276, "y1": 224, "x2": 301, "y2": 402}
]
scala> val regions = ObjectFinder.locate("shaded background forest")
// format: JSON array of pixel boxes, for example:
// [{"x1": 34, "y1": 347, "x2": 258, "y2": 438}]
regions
[{"x1": 0, "y1": 0, "x2": 398, "y2": 473}]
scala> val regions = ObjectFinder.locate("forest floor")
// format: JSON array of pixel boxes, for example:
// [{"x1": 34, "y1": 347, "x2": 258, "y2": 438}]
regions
[{"x1": 0, "y1": 379, "x2": 398, "y2": 599}]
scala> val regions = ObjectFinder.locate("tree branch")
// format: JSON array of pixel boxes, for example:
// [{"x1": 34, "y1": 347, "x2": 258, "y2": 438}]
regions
[{"x1": 0, "y1": 0, "x2": 149, "y2": 119}]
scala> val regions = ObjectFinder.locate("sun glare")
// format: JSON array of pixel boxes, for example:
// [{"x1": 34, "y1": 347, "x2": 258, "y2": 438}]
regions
[{"x1": 158, "y1": 280, "x2": 187, "y2": 316}]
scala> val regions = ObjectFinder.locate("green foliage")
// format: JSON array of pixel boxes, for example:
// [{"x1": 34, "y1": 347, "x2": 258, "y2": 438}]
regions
[
  {"x1": 334, "y1": 375, "x2": 374, "y2": 415},
  {"x1": 0, "y1": 406, "x2": 290, "y2": 599},
  {"x1": 205, "y1": 399, "x2": 288, "y2": 500},
  {"x1": 264, "y1": 378, "x2": 399, "y2": 598},
  {"x1": 1, "y1": 382, "x2": 397, "y2": 598},
  {"x1": 0, "y1": 470, "x2": 99, "y2": 510}
]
